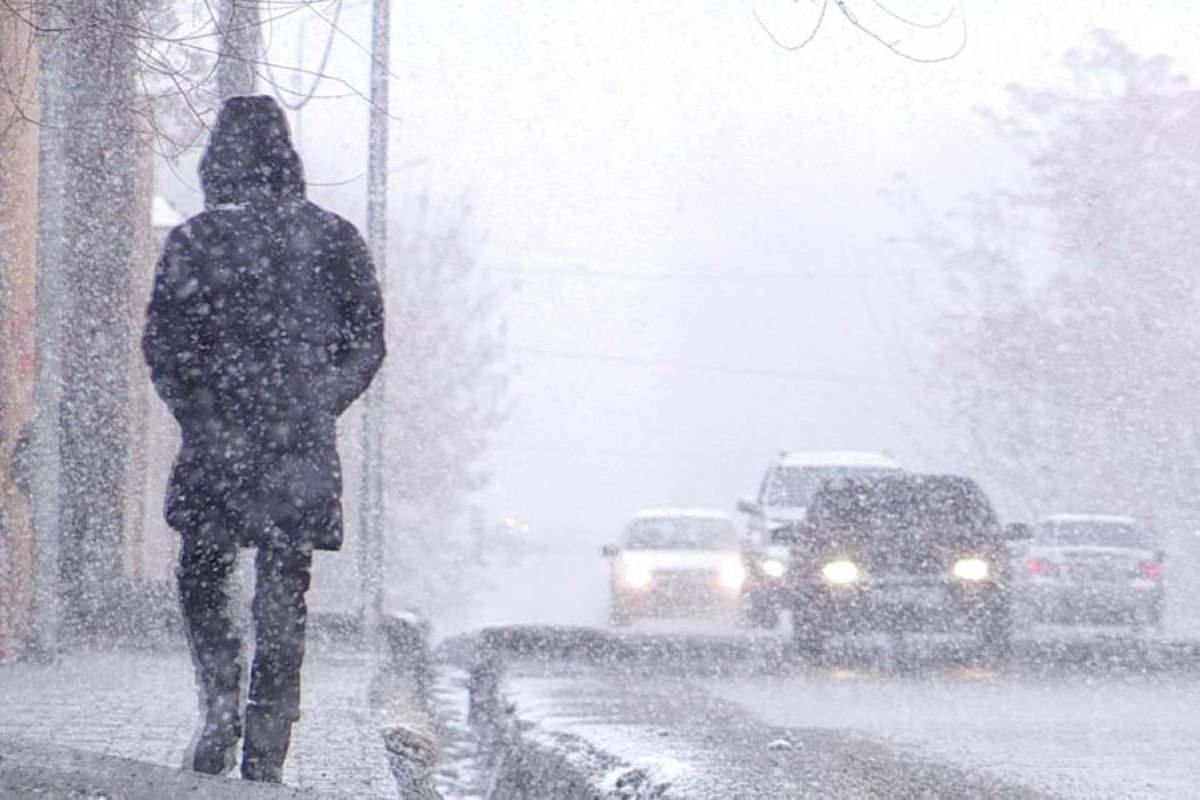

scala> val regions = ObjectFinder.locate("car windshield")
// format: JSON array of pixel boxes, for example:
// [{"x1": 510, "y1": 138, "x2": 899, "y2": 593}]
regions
[
  {"x1": 1037, "y1": 520, "x2": 1145, "y2": 548},
  {"x1": 624, "y1": 518, "x2": 737, "y2": 550},
  {"x1": 809, "y1": 478, "x2": 997, "y2": 539},
  {"x1": 763, "y1": 467, "x2": 897, "y2": 508}
]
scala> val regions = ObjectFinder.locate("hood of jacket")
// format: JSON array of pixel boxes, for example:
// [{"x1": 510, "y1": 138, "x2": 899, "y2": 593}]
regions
[{"x1": 199, "y1": 95, "x2": 306, "y2": 208}]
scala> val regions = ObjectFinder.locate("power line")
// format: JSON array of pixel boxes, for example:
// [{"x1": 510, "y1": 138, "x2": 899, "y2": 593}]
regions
[
  {"x1": 493, "y1": 442, "x2": 774, "y2": 464},
  {"x1": 494, "y1": 264, "x2": 949, "y2": 284},
  {"x1": 510, "y1": 346, "x2": 901, "y2": 386}
]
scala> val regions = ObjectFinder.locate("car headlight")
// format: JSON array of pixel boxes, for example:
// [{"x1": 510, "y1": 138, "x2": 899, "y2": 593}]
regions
[
  {"x1": 761, "y1": 558, "x2": 786, "y2": 579},
  {"x1": 719, "y1": 557, "x2": 747, "y2": 591},
  {"x1": 622, "y1": 559, "x2": 654, "y2": 589},
  {"x1": 952, "y1": 557, "x2": 990, "y2": 582},
  {"x1": 821, "y1": 560, "x2": 861, "y2": 585}
]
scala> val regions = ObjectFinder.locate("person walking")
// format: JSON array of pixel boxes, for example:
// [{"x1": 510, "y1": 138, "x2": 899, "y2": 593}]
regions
[{"x1": 142, "y1": 95, "x2": 385, "y2": 782}]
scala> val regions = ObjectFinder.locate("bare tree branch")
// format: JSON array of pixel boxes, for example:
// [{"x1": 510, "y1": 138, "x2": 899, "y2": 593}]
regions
[
  {"x1": 752, "y1": 0, "x2": 968, "y2": 63},
  {"x1": 835, "y1": 0, "x2": 967, "y2": 63},
  {"x1": 751, "y1": 0, "x2": 829, "y2": 52}
]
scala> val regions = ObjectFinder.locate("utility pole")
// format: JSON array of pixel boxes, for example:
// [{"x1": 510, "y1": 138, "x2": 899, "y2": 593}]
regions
[
  {"x1": 218, "y1": 0, "x2": 260, "y2": 99},
  {"x1": 360, "y1": 0, "x2": 390, "y2": 635},
  {"x1": 212, "y1": 0, "x2": 260, "y2": 642}
]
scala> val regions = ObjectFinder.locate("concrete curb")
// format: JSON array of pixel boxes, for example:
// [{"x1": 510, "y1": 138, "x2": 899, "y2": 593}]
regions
[
  {"x1": 446, "y1": 627, "x2": 660, "y2": 800},
  {"x1": 371, "y1": 612, "x2": 444, "y2": 799}
]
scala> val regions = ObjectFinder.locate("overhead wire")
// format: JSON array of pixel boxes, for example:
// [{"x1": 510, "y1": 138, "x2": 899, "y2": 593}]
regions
[
  {"x1": 493, "y1": 442, "x2": 781, "y2": 464},
  {"x1": 509, "y1": 346, "x2": 903, "y2": 386},
  {"x1": 493, "y1": 263, "x2": 953, "y2": 284}
]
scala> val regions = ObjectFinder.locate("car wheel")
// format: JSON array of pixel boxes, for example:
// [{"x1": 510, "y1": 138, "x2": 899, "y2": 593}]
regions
[
  {"x1": 791, "y1": 609, "x2": 827, "y2": 661},
  {"x1": 741, "y1": 591, "x2": 780, "y2": 630},
  {"x1": 1136, "y1": 600, "x2": 1164, "y2": 634},
  {"x1": 978, "y1": 604, "x2": 1015, "y2": 664},
  {"x1": 609, "y1": 604, "x2": 633, "y2": 627}
]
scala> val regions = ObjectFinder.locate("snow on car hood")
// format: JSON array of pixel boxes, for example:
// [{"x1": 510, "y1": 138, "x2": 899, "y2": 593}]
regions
[{"x1": 622, "y1": 549, "x2": 738, "y2": 571}]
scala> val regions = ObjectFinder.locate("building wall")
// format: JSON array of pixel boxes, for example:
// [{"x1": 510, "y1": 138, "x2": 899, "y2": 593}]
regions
[{"x1": 0, "y1": 10, "x2": 40, "y2": 653}]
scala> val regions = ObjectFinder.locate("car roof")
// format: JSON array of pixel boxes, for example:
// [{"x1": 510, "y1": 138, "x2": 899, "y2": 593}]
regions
[
  {"x1": 776, "y1": 451, "x2": 902, "y2": 470},
  {"x1": 1041, "y1": 513, "x2": 1138, "y2": 525},
  {"x1": 632, "y1": 508, "x2": 733, "y2": 522}
]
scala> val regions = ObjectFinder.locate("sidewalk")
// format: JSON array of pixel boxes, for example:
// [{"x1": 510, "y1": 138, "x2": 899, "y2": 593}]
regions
[
  {"x1": 0, "y1": 645, "x2": 403, "y2": 798},
  {"x1": 0, "y1": 739, "x2": 318, "y2": 799}
]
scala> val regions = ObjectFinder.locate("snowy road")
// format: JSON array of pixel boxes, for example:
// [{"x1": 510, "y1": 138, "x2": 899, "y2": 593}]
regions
[
  {"x1": 505, "y1": 664, "x2": 1044, "y2": 798},
  {"x1": 706, "y1": 664, "x2": 1200, "y2": 799},
  {"x1": 475, "y1": 624, "x2": 1200, "y2": 798}
]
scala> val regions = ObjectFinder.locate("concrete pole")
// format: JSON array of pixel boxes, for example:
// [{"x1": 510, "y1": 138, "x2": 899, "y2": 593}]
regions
[
  {"x1": 218, "y1": 0, "x2": 260, "y2": 99},
  {"x1": 214, "y1": 0, "x2": 260, "y2": 638},
  {"x1": 361, "y1": 0, "x2": 390, "y2": 635}
]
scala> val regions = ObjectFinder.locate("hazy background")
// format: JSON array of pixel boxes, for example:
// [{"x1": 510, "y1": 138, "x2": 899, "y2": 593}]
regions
[{"x1": 155, "y1": 1, "x2": 1200, "y2": 627}]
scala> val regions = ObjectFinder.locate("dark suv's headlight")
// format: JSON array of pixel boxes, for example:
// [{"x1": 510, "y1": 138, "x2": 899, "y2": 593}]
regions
[{"x1": 951, "y1": 557, "x2": 989, "y2": 582}]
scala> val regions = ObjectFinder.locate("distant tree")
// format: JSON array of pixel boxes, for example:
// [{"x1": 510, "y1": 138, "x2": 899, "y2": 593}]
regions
[
  {"x1": 380, "y1": 198, "x2": 511, "y2": 618},
  {"x1": 916, "y1": 33, "x2": 1200, "y2": 535}
]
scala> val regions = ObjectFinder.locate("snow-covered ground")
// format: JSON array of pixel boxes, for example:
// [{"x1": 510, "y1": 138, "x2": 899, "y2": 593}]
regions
[
  {"x1": 428, "y1": 668, "x2": 488, "y2": 800},
  {"x1": 503, "y1": 663, "x2": 1045, "y2": 798},
  {"x1": 709, "y1": 668, "x2": 1200, "y2": 799},
  {"x1": 505, "y1": 672, "x2": 742, "y2": 798}
]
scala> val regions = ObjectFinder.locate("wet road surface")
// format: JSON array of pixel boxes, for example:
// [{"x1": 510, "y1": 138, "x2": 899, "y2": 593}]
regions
[{"x1": 473, "y1": 620, "x2": 1200, "y2": 798}]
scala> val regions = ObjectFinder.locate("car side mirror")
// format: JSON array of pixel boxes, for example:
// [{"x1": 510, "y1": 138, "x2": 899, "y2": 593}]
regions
[
  {"x1": 601, "y1": 544, "x2": 620, "y2": 558},
  {"x1": 1004, "y1": 523, "x2": 1033, "y2": 541},
  {"x1": 737, "y1": 497, "x2": 762, "y2": 516}
]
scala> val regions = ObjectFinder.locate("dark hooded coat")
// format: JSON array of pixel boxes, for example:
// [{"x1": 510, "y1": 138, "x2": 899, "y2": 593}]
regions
[{"x1": 142, "y1": 96, "x2": 385, "y2": 551}]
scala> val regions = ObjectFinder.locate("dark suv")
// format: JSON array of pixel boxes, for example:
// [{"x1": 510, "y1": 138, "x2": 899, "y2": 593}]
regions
[{"x1": 780, "y1": 473, "x2": 1018, "y2": 659}]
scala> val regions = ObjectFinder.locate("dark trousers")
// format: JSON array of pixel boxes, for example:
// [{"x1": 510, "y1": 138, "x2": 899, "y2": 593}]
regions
[{"x1": 177, "y1": 528, "x2": 313, "y2": 725}]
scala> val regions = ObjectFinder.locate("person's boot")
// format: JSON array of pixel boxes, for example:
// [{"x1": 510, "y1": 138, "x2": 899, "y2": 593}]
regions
[
  {"x1": 241, "y1": 704, "x2": 293, "y2": 783},
  {"x1": 188, "y1": 693, "x2": 242, "y2": 776}
]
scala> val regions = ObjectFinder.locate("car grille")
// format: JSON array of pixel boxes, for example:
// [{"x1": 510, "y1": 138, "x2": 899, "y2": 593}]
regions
[
  {"x1": 652, "y1": 569, "x2": 715, "y2": 591},
  {"x1": 864, "y1": 548, "x2": 946, "y2": 577}
]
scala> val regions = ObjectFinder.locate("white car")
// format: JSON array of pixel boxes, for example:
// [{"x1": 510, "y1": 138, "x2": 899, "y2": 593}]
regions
[
  {"x1": 602, "y1": 509, "x2": 745, "y2": 626},
  {"x1": 1016, "y1": 514, "x2": 1165, "y2": 630},
  {"x1": 736, "y1": 451, "x2": 903, "y2": 627}
]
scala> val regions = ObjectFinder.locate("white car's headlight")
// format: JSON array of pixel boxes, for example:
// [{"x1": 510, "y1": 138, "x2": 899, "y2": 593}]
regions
[
  {"x1": 821, "y1": 560, "x2": 861, "y2": 585},
  {"x1": 622, "y1": 559, "x2": 654, "y2": 589},
  {"x1": 719, "y1": 556, "x2": 747, "y2": 591},
  {"x1": 952, "y1": 557, "x2": 990, "y2": 582},
  {"x1": 761, "y1": 558, "x2": 786, "y2": 579}
]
